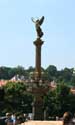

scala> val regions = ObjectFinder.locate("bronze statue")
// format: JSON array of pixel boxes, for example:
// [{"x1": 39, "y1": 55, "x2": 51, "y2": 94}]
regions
[{"x1": 31, "y1": 16, "x2": 44, "y2": 38}]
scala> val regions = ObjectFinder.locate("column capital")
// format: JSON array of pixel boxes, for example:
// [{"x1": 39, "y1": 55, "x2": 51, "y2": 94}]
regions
[{"x1": 34, "y1": 38, "x2": 44, "y2": 46}]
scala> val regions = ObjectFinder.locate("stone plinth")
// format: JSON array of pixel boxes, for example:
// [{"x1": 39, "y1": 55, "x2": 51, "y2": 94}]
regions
[
  {"x1": 31, "y1": 87, "x2": 48, "y2": 120},
  {"x1": 32, "y1": 96, "x2": 44, "y2": 120}
]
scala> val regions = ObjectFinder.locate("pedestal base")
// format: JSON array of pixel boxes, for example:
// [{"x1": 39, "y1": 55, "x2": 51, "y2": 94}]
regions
[
  {"x1": 32, "y1": 95, "x2": 44, "y2": 120},
  {"x1": 31, "y1": 87, "x2": 48, "y2": 120}
]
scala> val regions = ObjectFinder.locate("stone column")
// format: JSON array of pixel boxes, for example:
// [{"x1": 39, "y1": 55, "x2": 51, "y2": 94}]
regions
[{"x1": 34, "y1": 38, "x2": 44, "y2": 81}]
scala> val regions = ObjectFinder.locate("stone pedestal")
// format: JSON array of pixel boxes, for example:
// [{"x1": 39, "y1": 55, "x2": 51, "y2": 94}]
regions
[
  {"x1": 32, "y1": 96, "x2": 44, "y2": 120},
  {"x1": 32, "y1": 87, "x2": 48, "y2": 120}
]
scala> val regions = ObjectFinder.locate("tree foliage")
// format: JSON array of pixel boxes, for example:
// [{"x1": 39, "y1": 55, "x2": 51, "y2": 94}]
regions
[
  {"x1": 0, "y1": 65, "x2": 74, "y2": 86},
  {"x1": 46, "y1": 65, "x2": 57, "y2": 81},
  {"x1": 2, "y1": 82, "x2": 33, "y2": 114},
  {"x1": 44, "y1": 84, "x2": 75, "y2": 118}
]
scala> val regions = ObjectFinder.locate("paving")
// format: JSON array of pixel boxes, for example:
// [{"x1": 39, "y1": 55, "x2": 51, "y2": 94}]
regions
[{"x1": 21, "y1": 121, "x2": 62, "y2": 125}]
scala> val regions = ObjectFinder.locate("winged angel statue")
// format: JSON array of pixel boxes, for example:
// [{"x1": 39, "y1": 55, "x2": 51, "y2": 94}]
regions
[{"x1": 31, "y1": 16, "x2": 44, "y2": 38}]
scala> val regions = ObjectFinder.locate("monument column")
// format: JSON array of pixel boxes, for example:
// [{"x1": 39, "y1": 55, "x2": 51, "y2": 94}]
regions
[
  {"x1": 34, "y1": 38, "x2": 44, "y2": 81},
  {"x1": 31, "y1": 16, "x2": 48, "y2": 120}
]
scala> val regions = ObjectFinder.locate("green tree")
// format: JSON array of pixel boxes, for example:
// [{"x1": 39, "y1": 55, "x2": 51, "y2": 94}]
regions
[
  {"x1": 0, "y1": 67, "x2": 11, "y2": 79},
  {"x1": 44, "y1": 83, "x2": 75, "y2": 118},
  {"x1": 69, "y1": 93, "x2": 75, "y2": 114},
  {"x1": 44, "y1": 89, "x2": 56, "y2": 117},
  {"x1": 3, "y1": 82, "x2": 33, "y2": 113},
  {"x1": 0, "y1": 66, "x2": 28, "y2": 80},
  {"x1": 55, "y1": 84, "x2": 71, "y2": 116},
  {"x1": 46, "y1": 65, "x2": 57, "y2": 81},
  {"x1": 57, "y1": 68, "x2": 73, "y2": 84}
]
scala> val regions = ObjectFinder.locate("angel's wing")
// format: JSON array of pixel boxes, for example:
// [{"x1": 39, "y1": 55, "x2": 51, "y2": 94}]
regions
[
  {"x1": 31, "y1": 17, "x2": 35, "y2": 23},
  {"x1": 39, "y1": 16, "x2": 44, "y2": 25}
]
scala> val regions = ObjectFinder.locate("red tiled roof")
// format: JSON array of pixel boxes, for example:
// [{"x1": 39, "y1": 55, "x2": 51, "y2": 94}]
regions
[{"x1": 0, "y1": 80, "x2": 7, "y2": 87}]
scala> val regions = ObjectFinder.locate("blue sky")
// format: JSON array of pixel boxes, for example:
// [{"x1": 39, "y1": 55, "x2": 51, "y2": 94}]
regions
[{"x1": 0, "y1": 0, "x2": 75, "y2": 70}]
